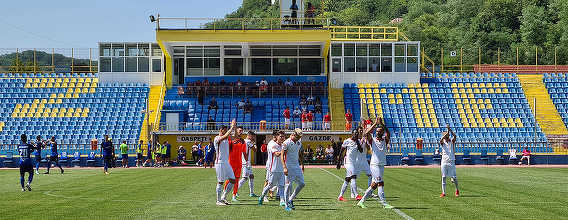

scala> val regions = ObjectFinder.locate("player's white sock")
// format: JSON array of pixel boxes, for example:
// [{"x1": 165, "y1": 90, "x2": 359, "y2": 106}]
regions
[
  {"x1": 237, "y1": 178, "x2": 247, "y2": 192},
  {"x1": 271, "y1": 185, "x2": 278, "y2": 192},
  {"x1": 249, "y1": 179, "x2": 254, "y2": 194},
  {"x1": 377, "y1": 186, "x2": 385, "y2": 202},
  {"x1": 289, "y1": 181, "x2": 305, "y2": 202},
  {"x1": 452, "y1": 177, "x2": 459, "y2": 191},
  {"x1": 441, "y1": 177, "x2": 447, "y2": 194},
  {"x1": 222, "y1": 182, "x2": 234, "y2": 201},
  {"x1": 360, "y1": 186, "x2": 373, "y2": 203},
  {"x1": 350, "y1": 179, "x2": 358, "y2": 196},
  {"x1": 339, "y1": 181, "x2": 348, "y2": 198},
  {"x1": 216, "y1": 183, "x2": 223, "y2": 202},
  {"x1": 261, "y1": 183, "x2": 273, "y2": 198},
  {"x1": 278, "y1": 185, "x2": 285, "y2": 202}
]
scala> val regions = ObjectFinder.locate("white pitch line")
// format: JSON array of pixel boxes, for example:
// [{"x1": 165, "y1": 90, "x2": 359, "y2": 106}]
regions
[{"x1": 319, "y1": 168, "x2": 415, "y2": 220}]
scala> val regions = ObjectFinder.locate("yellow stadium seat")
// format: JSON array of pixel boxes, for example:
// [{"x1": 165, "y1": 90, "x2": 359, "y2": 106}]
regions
[
  {"x1": 389, "y1": 99, "x2": 395, "y2": 104},
  {"x1": 372, "y1": 83, "x2": 378, "y2": 88},
  {"x1": 359, "y1": 94, "x2": 365, "y2": 99},
  {"x1": 495, "y1": 88, "x2": 501, "y2": 93},
  {"x1": 474, "y1": 88, "x2": 480, "y2": 93},
  {"x1": 89, "y1": 88, "x2": 96, "y2": 93},
  {"x1": 388, "y1": 94, "x2": 394, "y2": 99},
  {"x1": 33, "y1": 78, "x2": 40, "y2": 83},
  {"x1": 503, "y1": 88, "x2": 509, "y2": 93},
  {"x1": 373, "y1": 88, "x2": 379, "y2": 94},
  {"x1": 65, "y1": 112, "x2": 73, "y2": 117},
  {"x1": 42, "y1": 112, "x2": 49, "y2": 117},
  {"x1": 81, "y1": 112, "x2": 88, "y2": 117},
  {"x1": 375, "y1": 99, "x2": 381, "y2": 104},
  {"x1": 65, "y1": 93, "x2": 71, "y2": 98},
  {"x1": 396, "y1": 99, "x2": 403, "y2": 104},
  {"x1": 500, "y1": 83, "x2": 507, "y2": 88},
  {"x1": 466, "y1": 88, "x2": 472, "y2": 93},
  {"x1": 472, "y1": 83, "x2": 478, "y2": 88},
  {"x1": 359, "y1": 88, "x2": 365, "y2": 94},
  {"x1": 417, "y1": 94, "x2": 424, "y2": 99},
  {"x1": 380, "y1": 88, "x2": 386, "y2": 93},
  {"x1": 63, "y1": 78, "x2": 70, "y2": 83},
  {"x1": 56, "y1": 99, "x2": 62, "y2": 104},
  {"x1": 367, "y1": 99, "x2": 374, "y2": 104},
  {"x1": 463, "y1": 99, "x2": 470, "y2": 104},
  {"x1": 76, "y1": 83, "x2": 83, "y2": 88},
  {"x1": 85, "y1": 78, "x2": 91, "y2": 83},
  {"x1": 458, "y1": 83, "x2": 464, "y2": 88},
  {"x1": 422, "y1": 83, "x2": 429, "y2": 88},
  {"x1": 409, "y1": 88, "x2": 415, "y2": 93},
  {"x1": 402, "y1": 88, "x2": 408, "y2": 93},
  {"x1": 451, "y1": 83, "x2": 457, "y2": 88},
  {"x1": 365, "y1": 88, "x2": 372, "y2": 94},
  {"x1": 479, "y1": 83, "x2": 485, "y2": 88},
  {"x1": 92, "y1": 78, "x2": 99, "y2": 83},
  {"x1": 460, "y1": 94, "x2": 467, "y2": 98},
  {"x1": 74, "y1": 112, "x2": 82, "y2": 118},
  {"x1": 373, "y1": 94, "x2": 380, "y2": 99},
  {"x1": 425, "y1": 93, "x2": 431, "y2": 99},
  {"x1": 366, "y1": 94, "x2": 372, "y2": 99},
  {"x1": 416, "y1": 88, "x2": 423, "y2": 93}
]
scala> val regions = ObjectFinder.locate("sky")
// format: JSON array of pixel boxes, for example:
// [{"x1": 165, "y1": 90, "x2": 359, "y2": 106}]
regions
[{"x1": 0, "y1": 0, "x2": 244, "y2": 49}]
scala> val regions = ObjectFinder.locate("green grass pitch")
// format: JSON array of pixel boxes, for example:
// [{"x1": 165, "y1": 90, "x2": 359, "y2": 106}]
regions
[{"x1": 1, "y1": 167, "x2": 566, "y2": 219}]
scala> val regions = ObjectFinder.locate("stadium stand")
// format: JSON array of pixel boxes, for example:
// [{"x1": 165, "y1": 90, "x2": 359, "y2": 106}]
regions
[
  {"x1": 543, "y1": 73, "x2": 568, "y2": 129},
  {"x1": 0, "y1": 73, "x2": 149, "y2": 162},
  {"x1": 344, "y1": 72, "x2": 552, "y2": 153},
  {"x1": 160, "y1": 77, "x2": 329, "y2": 130}
]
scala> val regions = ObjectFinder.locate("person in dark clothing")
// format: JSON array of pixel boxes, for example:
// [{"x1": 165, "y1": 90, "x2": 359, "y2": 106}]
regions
[
  {"x1": 101, "y1": 135, "x2": 113, "y2": 175},
  {"x1": 207, "y1": 116, "x2": 216, "y2": 130},
  {"x1": 208, "y1": 97, "x2": 218, "y2": 110}
]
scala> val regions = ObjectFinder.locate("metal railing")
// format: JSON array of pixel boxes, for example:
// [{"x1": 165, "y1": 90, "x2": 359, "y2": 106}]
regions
[
  {"x1": 329, "y1": 26, "x2": 399, "y2": 41},
  {"x1": 156, "y1": 121, "x2": 347, "y2": 132},
  {"x1": 156, "y1": 17, "x2": 331, "y2": 31},
  {"x1": 0, "y1": 48, "x2": 98, "y2": 73},
  {"x1": 176, "y1": 84, "x2": 328, "y2": 99},
  {"x1": 0, "y1": 142, "x2": 143, "y2": 156}
]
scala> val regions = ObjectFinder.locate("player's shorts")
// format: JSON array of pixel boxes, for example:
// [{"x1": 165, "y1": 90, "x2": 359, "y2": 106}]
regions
[
  {"x1": 146, "y1": 153, "x2": 152, "y2": 160},
  {"x1": 307, "y1": 122, "x2": 313, "y2": 129},
  {"x1": 441, "y1": 162, "x2": 457, "y2": 178},
  {"x1": 121, "y1": 154, "x2": 128, "y2": 160},
  {"x1": 301, "y1": 122, "x2": 307, "y2": 129},
  {"x1": 137, "y1": 153, "x2": 143, "y2": 160},
  {"x1": 285, "y1": 118, "x2": 290, "y2": 125},
  {"x1": 20, "y1": 160, "x2": 34, "y2": 174},
  {"x1": 521, "y1": 156, "x2": 530, "y2": 160},
  {"x1": 232, "y1": 164, "x2": 242, "y2": 179},
  {"x1": 35, "y1": 155, "x2": 42, "y2": 162},
  {"x1": 370, "y1": 165, "x2": 384, "y2": 183},
  {"x1": 104, "y1": 155, "x2": 113, "y2": 165},
  {"x1": 161, "y1": 154, "x2": 167, "y2": 160},
  {"x1": 49, "y1": 156, "x2": 58, "y2": 162},
  {"x1": 215, "y1": 163, "x2": 235, "y2": 182},
  {"x1": 269, "y1": 171, "x2": 284, "y2": 186},
  {"x1": 344, "y1": 163, "x2": 356, "y2": 177},
  {"x1": 356, "y1": 160, "x2": 371, "y2": 176},
  {"x1": 241, "y1": 165, "x2": 253, "y2": 177},
  {"x1": 265, "y1": 169, "x2": 272, "y2": 181},
  {"x1": 323, "y1": 122, "x2": 330, "y2": 130},
  {"x1": 205, "y1": 154, "x2": 213, "y2": 163},
  {"x1": 285, "y1": 168, "x2": 304, "y2": 185}
]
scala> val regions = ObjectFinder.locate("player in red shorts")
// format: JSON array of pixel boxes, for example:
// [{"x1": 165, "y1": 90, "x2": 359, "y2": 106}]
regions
[{"x1": 226, "y1": 126, "x2": 245, "y2": 202}]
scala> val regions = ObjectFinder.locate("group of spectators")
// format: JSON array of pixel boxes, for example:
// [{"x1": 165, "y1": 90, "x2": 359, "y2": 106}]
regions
[
  {"x1": 236, "y1": 98, "x2": 253, "y2": 113},
  {"x1": 282, "y1": 107, "x2": 331, "y2": 131}
]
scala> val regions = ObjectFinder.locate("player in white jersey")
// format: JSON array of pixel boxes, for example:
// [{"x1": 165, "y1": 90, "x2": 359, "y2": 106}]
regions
[
  {"x1": 440, "y1": 125, "x2": 459, "y2": 197},
  {"x1": 259, "y1": 130, "x2": 287, "y2": 206},
  {"x1": 357, "y1": 117, "x2": 394, "y2": 209},
  {"x1": 337, "y1": 127, "x2": 363, "y2": 201},
  {"x1": 355, "y1": 135, "x2": 372, "y2": 198},
  {"x1": 214, "y1": 119, "x2": 236, "y2": 206},
  {"x1": 282, "y1": 128, "x2": 305, "y2": 211},
  {"x1": 237, "y1": 130, "x2": 258, "y2": 197},
  {"x1": 263, "y1": 130, "x2": 279, "y2": 202}
]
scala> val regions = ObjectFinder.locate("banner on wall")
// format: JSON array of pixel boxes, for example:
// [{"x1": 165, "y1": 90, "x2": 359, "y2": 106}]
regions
[
  {"x1": 176, "y1": 136, "x2": 212, "y2": 143},
  {"x1": 266, "y1": 134, "x2": 341, "y2": 143}
]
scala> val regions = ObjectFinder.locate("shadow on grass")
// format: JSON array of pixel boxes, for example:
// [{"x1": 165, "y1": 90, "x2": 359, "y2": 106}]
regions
[
  {"x1": 296, "y1": 208, "x2": 339, "y2": 211},
  {"x1": 458, "y1": 195, "x2": 486, "y2": 198}
]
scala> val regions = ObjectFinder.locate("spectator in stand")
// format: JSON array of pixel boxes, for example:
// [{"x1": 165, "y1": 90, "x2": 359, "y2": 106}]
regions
[
  {"x1": 315, "y1": 101, "x2": 322, "y2": 114},
  {"x1": 277, "y1": 79, "x2": 284, "y2": 86},
  {"x1": 177, "y1": 146, "x2": 187, "y2": 165},
  {"x1": 292, "y1": 107, "x2": 302, "y2": 128},
  {"x1": 307, "y1": 110, "x2": 314, "y2": 131},
  {"x1": 237, "y1": 99, "x2": 245, "y2": 110},
  {"x1": 323, "y1": 112, "x2": 331, "y2": 130},
  {"x1": 283, "y1": 107, "x2": 291, "y2": 130},
  {"x1": 203, "y1": 79, "x2": 210, "y2": 87},
  {"x1": 519, "y1": 147, "x2": 531, "y2": 165},
  {"x1": 345, "y1": 109, "x2": 353, "y2": 131},
  {"x1": 325, "y1": 145, "x2": 334, "y2": 164},
  {"x1": 285, "y1": 78, "x2": 293, "y2": 87},
  {"x1": 208, "y1": 97, "x2": 218, "y2": 110},
  {"x1": 301, "y1": 110, "x2": 308, "y2": 130},
  {"x1": 300, "y1": 96, "x2": 307, "y2": 109},
  {"x1": 197, "y1": 87, "x2": 204, "y2": 105},
  {"x1": 307, "y1": 95, "x2": 315, "y2": 105},
  {"x1": 259, "y1": 78, "x2": 268, "y2": 93},
  {"x1": 306, "y1": 2, "x2": 316, "y2": 24},
  {"x1": 207, "y1": 116, "x2": 216, "y2": 130},
  {"x1": 245, "y1": 99, "x2": 253, "y2": 114},
  {"x1": 220, "y1": 79, "x2": 226, "y2": 86},
  {"x1": 177, "y1": 86, "x2": 186, "y2": 97},
  {"x1": 332, "y1": 138, "x2": 342, "y2": 161},
  {"x1": 237, "y1": 79, "x2": 243, "y2": 87},
  {"x1": 361, "y1": 116, "x2": 372, "y2": 129}
]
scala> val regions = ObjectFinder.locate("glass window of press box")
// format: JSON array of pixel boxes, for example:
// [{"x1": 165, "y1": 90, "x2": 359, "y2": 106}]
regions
[
  {"x1": 330, "y1": 42, "x2": 419, "y2": 73},
  {"x1": 99, "y1": 43, "x2": 162, "y2": 73},
  {"x1": 174, "y1": 44, "x2": 324, "y2": 76}
]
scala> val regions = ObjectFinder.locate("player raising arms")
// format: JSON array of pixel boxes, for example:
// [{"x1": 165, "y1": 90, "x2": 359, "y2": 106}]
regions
[
  {"x1": 214, "y1": 119, "x2": 237, "y2": 206},
  {"x1": 440, "y1": 125, "x2": 459, "y2": 197},
  {"x1": 282, "y1": 128, "x2": 306, "y2": 211},
  {"x1": 357, "y1": 117, "x2": 393, "y2": 209},
  {"x1": 356, "y1": 127, "x2": 372, "y2": 199},
  {"x1": 33, "y1": 135, "x2": 45, "y2": 174},
  {"x1": 237, "y1": 130, "x2": 258, "y2": 197},
  {"x1": 258, "y1": 130, "x2": 287, "y2": 206},
  {"x1": 227, "y1": 126, "x2": 245, "y2": 202},
  {"x1": 19, "y1": 134, "x2": 36, "y2": 192},
  {"x1": 337, "y1": 127, "x2": 363, "y2": 201},
  {"x1": 44, "y1": 136, "x2": 64, "y2": 174}
]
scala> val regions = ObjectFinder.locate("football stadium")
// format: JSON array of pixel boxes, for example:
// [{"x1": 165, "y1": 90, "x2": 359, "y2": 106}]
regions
[{"x1": 1, "y1": 0, "x2": 568, "y2": 219}]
